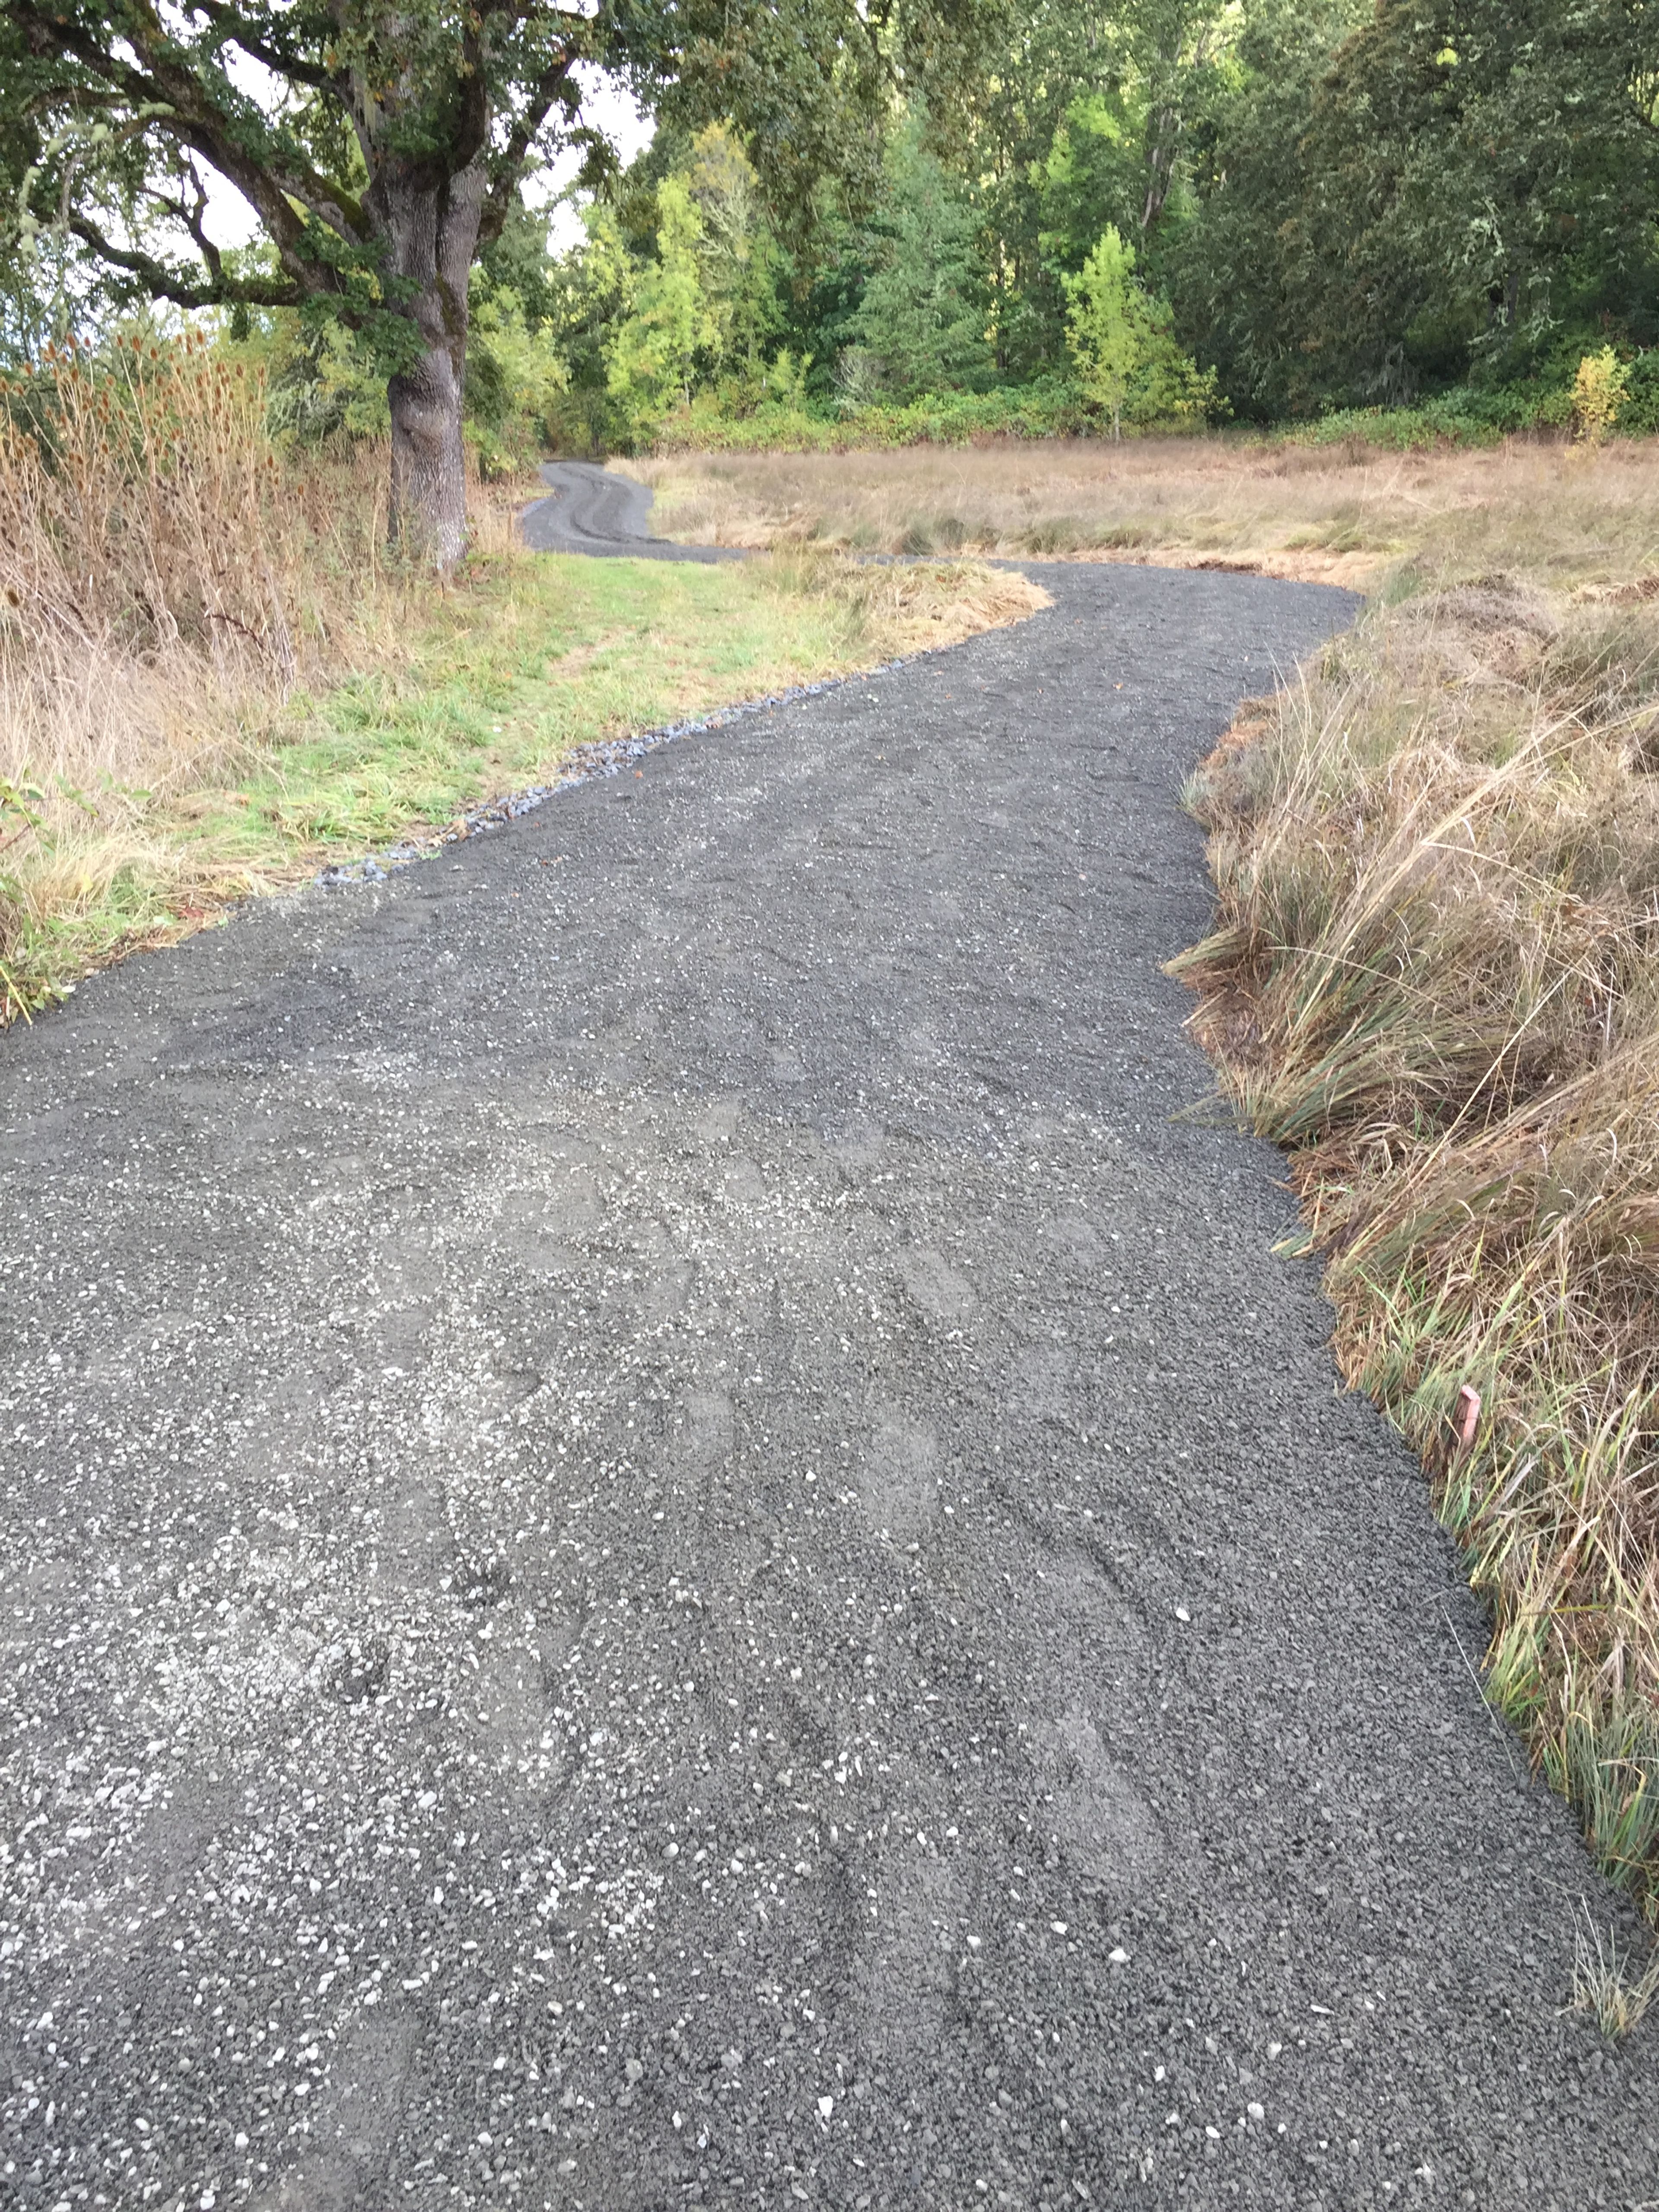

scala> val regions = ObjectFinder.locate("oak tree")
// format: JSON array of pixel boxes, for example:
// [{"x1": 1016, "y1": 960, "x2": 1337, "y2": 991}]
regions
[{"x1": 1, "y1": 0, "x2": 984, "y2": 561}]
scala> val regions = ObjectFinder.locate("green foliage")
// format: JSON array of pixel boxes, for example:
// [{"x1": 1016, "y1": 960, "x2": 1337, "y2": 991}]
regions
[
  {"x1": 1064, "y1": 227, "x2": 1142, "y2": 438},
  {"x1": 540, "y1": 202, "x2": 639, "y2": 456},
  {"x1": 0, "y1": 0, "x2": 999, "y2": 534},
  {"x1": 1278, "y1": 398, "x2": 1528, "y2": 451},
  {"x1": 217, "y1": 248, "x2": 566, "y2": 472},
  {"x1": 252, "y1": 317, "x2": 392, "y2": 445},
  {"x1": 1170, "y1": 0, "x2": 1659, "y2": 416},
  {"x1": 1039, "y1": 96, "x2": 1147, "y2": 282},
  {"x1": 605, "y1": 178, "x2": 718, "y2": 445},
  {"x1": 683, "y1": 126, "x2": 786, "y2": 381},
  {"x1": 539, "y1": 125, "x2": 804, "y2": 452},
  {"x1": 844, "y1": 118, "x2": 994, "y2": 400},
  {"x1": 7, "y1": 0, "x2": 1655, "y2": 456},
  {"x1": 1065, "y1": 226, "x2": 1220, "y2": 436},
  {"x1": 464, "y1": 283, "x2": 570, "y2": 477},
  {"x1": 1163, "y1": 0, "x2": 1368, "y2": 416},
  {"x1": 1618, "y1": 353, "x2": 1659, "y2": 438},
  {"x1": 653, "y1": 378, "x2": 1090, "y2": 453}
]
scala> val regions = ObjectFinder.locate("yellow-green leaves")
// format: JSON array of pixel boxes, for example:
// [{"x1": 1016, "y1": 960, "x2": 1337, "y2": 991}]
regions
[{"x1": 1573, "y1": 349, "x2": 1632, "y2": 445}]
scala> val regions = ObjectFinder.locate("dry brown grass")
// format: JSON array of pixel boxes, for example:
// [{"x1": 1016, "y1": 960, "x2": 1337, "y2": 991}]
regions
[
  {"x1": 1175, "y1": 575, "x2": 1659, "y2": 1911},
  {"x1": 0, "y1": 332, "x2": 450, "y2": 1014},
  {"x1": 628, "y1": 434, "x2": 1659, "y2": 593},
  {"x1": 0, "y1": 333, "x2": 407, "y2": 790},
  {"x1": 1571, "y1": 1905, "x2": 1659, "y2": 2036},
  {"x1": 833, "y1": 555, "x2": 1049, "y2": 654}
]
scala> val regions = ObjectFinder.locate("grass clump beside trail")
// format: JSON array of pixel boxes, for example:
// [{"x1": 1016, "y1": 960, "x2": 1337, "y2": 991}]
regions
[
  {"x1": 1173, "y1": 555, "x2": 1659, "y2": 1918},
  {"x1": 0, "y1": 337, "x2": 1042, "y2": 1024}
]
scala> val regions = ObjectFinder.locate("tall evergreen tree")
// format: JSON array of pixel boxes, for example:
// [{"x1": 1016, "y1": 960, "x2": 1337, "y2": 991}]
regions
[{"x1": 847, "y1": 118, "x2": 992, "y2": 396}]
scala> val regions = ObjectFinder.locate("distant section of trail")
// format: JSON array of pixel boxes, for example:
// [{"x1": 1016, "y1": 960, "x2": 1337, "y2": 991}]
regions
[{"x1": 520, "y1": 458, "x2": 746, "y2": 561}]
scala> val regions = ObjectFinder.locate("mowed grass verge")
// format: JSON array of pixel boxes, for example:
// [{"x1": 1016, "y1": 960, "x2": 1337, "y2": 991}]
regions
[{"x1": 7, "y1": 546, "x2": 1039, "y2": 1024}]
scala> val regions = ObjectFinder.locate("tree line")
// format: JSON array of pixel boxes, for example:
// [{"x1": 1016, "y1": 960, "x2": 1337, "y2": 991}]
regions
[
  {"x1": 3, "y1": 0, "x2": 1656, "y2": 552},
  {"x1": 530, "y1": 0, "x2": 1659, "y2": 448}
]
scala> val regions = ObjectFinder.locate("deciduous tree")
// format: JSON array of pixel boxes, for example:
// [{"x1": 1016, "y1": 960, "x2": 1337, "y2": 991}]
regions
[
  {"x1": 0, "y1": 0, "x2": 989, "y2": 562},
  {"x1": 1065, "y1": 219, "x2": 1217, "y2": 433},
  {"x1": 1065, "y1": 222, "x2": 1142, "y2": 438}
]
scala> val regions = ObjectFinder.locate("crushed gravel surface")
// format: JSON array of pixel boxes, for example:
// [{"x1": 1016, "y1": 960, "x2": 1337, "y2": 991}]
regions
[
  {"x1": 3, "y1": 560, "x2": 1656, "y2": 2212},
  {"x1": 520, "y1": 462, "x2": 744, "y2": 561}
]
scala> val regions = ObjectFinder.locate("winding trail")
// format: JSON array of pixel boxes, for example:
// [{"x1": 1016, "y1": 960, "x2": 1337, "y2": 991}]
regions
[
  {"x1": 521, "y1": 459, "x2": 746, "y2": 561},
  {"x1": 2, "y1": 531, "x2": 1655, "y2": 2211}
]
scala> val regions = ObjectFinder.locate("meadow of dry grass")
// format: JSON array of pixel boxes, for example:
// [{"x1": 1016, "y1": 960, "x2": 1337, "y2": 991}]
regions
[
  {"x1": 0, "y1": 338, "x2": 1042, "y2": 1022},
  {"x1": 0, "y1": 332, "x2": 426, "y2": 784},
  {"x1": 630, "y1": 434, "x2": 1659, "y2": 593}
]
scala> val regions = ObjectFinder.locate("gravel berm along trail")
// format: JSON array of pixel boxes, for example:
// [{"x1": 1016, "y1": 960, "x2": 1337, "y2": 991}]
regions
[{"x1": 3, "y1": 558, "x2": 1655, "y2": 2212}]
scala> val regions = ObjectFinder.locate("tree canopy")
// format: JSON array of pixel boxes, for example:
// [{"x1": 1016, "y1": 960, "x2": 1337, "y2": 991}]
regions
[
  {"x1": 0, "y1": 0, "x2": 998, "y2": 553},
  {"x1": 5, "y1": 0, "x2": 1658, "y2": 497}
]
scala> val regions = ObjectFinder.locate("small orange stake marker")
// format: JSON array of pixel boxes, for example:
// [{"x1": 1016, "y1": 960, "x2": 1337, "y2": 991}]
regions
[{"x1": 1453, "y1": 1384, "x2": 1481, "y2": 1451}]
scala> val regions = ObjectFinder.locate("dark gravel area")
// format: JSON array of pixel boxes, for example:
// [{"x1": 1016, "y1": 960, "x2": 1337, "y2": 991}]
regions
[
  {"x1": 3, "y1": 559, "x2": 1656, "y2": 2212},
  {"x1": 520, "y1": 461, "x2": 746, "y2": 561}
]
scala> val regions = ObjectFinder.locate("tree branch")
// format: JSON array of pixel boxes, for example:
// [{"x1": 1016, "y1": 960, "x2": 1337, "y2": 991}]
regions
[
  {"x1": 190, "y1": 3, "x2": 347, "y2": 97},
  {"x1": 10, "y1": 0, "x2": 175, "y2": 111},
  {"x1": 65, "y1": 215, "x2": 301, "y2": 308},
  {"x1": 12, "y1": 0, "x2": 367, "y2": 250},
  {"x1": 153, "y1": 159, "x2": 224, "y2": 286},
  {"x1": 478, "y1": 47, "x2": 579, "y2": 251}
]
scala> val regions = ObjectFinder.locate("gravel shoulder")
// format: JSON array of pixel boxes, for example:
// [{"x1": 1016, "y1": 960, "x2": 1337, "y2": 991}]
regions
[{"x1": 3, "y1": 559, "x2": 1655, "y2": 2212}]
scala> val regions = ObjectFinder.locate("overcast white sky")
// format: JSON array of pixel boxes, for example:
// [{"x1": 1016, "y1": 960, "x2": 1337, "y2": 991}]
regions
[
  {"x1": 534, "y1": 71, "x2": 657, "y2": 248},
  {"x1": 198, "y1": 68, "x2": 654, "y2": 257}
]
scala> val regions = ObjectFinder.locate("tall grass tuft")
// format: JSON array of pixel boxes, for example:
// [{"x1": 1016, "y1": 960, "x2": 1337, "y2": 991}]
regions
[
  {"x1": 1175, "y1": 577, "x2": 1659, "y2": 1911},
  {"x1": 0, "y1": 332, "x2": 424, "y2": 1020},
  {"x1": 1570, "y1": 1902, "x2": 1659, "y2": 2036},
  {"x1": 2, "y1": 330, "x2": 296, "y2": 681}
]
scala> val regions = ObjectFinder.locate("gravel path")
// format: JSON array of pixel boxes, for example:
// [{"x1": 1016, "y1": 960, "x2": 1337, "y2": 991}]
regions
[
  {"x1": 520, "y1": 461, "x2": 745, "y2": 561},
  {"x1": 3, "y1": 557, "x2": 1656, "y2": 2212}
]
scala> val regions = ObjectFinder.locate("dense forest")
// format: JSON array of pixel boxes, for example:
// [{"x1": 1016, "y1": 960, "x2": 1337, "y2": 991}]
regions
[
  {"x1": 472, "y1": 0, "x2": 1659, "y2": 452},
  {"x1": 5, "y1": 0, "x2": 1659, "y2": 463}
]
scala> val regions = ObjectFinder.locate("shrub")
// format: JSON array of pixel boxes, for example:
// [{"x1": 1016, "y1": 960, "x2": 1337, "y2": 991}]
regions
[
  {"x1": 1064, "y1": 226, "x2": 1224, "y2": 439},
  {"x1": 650, "y1": 378, "x2": 1096, "y2": 454},
  {"x1": 1573, "y1": 348, "x2": 1632, "y2": 444}
]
